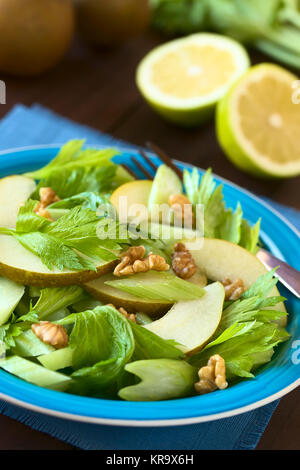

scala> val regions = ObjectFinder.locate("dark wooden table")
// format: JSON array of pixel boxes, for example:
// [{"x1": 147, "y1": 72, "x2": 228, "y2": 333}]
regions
[{"x1": 0, "y1": 33, "x2": 299, "y2": 450}]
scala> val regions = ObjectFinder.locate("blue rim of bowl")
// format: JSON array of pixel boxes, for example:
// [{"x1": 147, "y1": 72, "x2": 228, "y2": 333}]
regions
[{"x1": 0, "y1": 144, "x2": 299, "y2": 427}]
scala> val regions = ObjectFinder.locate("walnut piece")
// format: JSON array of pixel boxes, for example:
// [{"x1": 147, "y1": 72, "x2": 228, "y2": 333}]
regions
[
  {"x1": 222, "y1": 278, "x2": 245, "y2": 300},
  {"x1": 108, "y1": 304, "x2": 136, "y2": 322},
  {"x1": 172, "y1": 242, "x2": 197, "y2": 279},
  {"x1": 168, "y1": 193, "x2": 194, "y2": 227},
  {"x1": 40, "y1": 187, "x2": 60, "y2": 207},
  {"x1": 113, "y1": 245, "x2": 169, "y2": 277},
  {"x1": 33, "y1": 203, "x2": 52, "y2": 220},
  {"x1": 34, "y1": 187, "x2": 60, "y2": 220},
  {"x1": 32, "y1": 321, "x2": 68, "y2": 349},
  {"x1": 195, "y1": 354, "x2": 228, "y2": 395},
  {"x1": 122, "y1": 246, "x2": 146, "y2": 262}
]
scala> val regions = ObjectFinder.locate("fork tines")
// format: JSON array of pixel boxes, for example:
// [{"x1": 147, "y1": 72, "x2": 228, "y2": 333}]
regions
[
  {"x1": 146, "y1": 141, "x2": 183, "y2": 179},
  {"x1": 131, "y1": 155, "x2": 154, "y2": 180},
  {"x1": 121, "y1": 142, "x2": 183, "y2": 180}
]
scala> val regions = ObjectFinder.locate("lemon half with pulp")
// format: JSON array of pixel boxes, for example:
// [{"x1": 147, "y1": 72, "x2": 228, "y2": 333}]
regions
[
  {"x1": 136, "y1": 33, "x2": 250, "y2": 127},
  {"x1": 217, "y1": 63, "x2": 300, "y2": 178}
]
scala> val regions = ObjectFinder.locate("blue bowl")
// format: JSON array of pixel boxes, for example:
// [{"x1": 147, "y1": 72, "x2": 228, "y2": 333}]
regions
[{"x1": 0, "y1": 145, "x2": 299, "y2": 426}]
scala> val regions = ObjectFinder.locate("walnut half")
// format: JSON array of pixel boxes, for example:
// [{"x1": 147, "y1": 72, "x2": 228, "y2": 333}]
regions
[
  {"x1": 222, "y1": 278, "x2": 245, "y2": 300},
  {"x1": 32, "y1": 321, "x2": 68, "y2": 350},
  {"x1": 113, "y1": 246, "x2": 169, "y2": 277},
  {"x1": 171, "y1": 242, "x2": 197, "y2": 279},
  {"x1": 195, "y1": 354, "x2": 228, "y2": 395}
]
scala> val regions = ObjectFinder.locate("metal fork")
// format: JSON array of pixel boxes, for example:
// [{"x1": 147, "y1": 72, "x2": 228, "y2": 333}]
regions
[
  {"x1": 122, "y1": 141, "x2": 183, "y2": 181},
  {"x1": 123, "y1": 142, "x2": 300, "y2": 299}
]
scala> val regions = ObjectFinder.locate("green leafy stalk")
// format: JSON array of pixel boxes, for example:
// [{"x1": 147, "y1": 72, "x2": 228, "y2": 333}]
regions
[
  {"x1": 33, "y1": 286, "x2": 86, "y2": 320},
  {"x1": 27, "y1": 140, "x2": 133, "y2": 199},
  {"x1": 151, "y1": 0, "x2": 300, "y2": 69},
  {"x1": 189, "y1": 321, "x2": 289, "y2": 379},
  {"x1": 130, "y1": 321, "x2": 184, "y2": 361},
  {"x1": 0, "y1": 201, "x2": 120, "y2": 272},
  {"x1": 25, "y1": 140, "x2": 117, "y2": 181},
  {"x1": 59, "y1": 306, "x2": 135, "y2": 395},
  {"x1": 0, "y1": 308, "x2": 40, "y2": 350},
  {"x1": 183, "y1": 168, "x2": 260, "y2": 252},
  {"x1": 49, "y1": 192, "x2": 112, "y2": 212},
  {"x1": 189, "y1": 270, "x2": 289, "y2": 380}
]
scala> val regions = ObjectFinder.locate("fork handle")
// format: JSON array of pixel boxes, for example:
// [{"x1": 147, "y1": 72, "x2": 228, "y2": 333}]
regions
[{"x1": 257, "y1": 249, "x2": 300, "y2": 299}]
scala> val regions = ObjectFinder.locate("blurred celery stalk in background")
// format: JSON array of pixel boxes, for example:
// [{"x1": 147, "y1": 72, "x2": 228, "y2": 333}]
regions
[{"x1": 150, "y1": 0, "x2": 300, "y2": 68}]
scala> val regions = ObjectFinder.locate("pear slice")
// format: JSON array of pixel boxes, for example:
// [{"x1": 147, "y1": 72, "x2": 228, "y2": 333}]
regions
[
  {"x1": 0, "y1": 235, "x2": 117, "y2": 287},
  {"x1": 145, "y1": 282, "x2": 225, "y2": 354},
  {"x1": 110, "y1": 180, "x2": 152, "y2": 221},
  {"x1": 0, "y1": 175, "x2": 36, "y2": 228},
  {"x1": 84, "y1": 273, "x2": 172, "y2": 316},
  {"x1": 0, "y1": 276, "x2": 25, "y2": 326},
  {"x1": 0, "y1": 175, "x2": 116, "y2": 286},
  {"x1": 185, "y1": 238, "x2": 287, "y2": 326},
  {"x1": 148, "y1": 165, "x2": 182, "y2": 209}
]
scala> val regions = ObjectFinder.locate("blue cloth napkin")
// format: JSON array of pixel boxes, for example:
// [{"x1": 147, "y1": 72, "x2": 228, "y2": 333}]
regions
[{"x1": 0, "y1": 104, "x2": 298, "y2": 450}]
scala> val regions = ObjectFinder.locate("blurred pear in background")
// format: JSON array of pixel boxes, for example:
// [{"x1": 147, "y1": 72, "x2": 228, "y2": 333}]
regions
[{"x1": 0, "y1": 0, "x2": 74, "y2": 76}]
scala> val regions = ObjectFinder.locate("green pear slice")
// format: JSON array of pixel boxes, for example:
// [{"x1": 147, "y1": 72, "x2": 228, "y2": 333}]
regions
[
  {"x1": 145, "y1": 282, "x2": 225, "y2": 354},
  {"x1": 0, "y1": 235, "x2": 117, "y2": 287},
  {"x1": 84, "y1": 273, "x2": 173, "y2": 316},
  {"x1": 0, "y1": 276, "x2": 25, "y2": 326},
  {"x1": 148, "y1": 164, "x2": 182, "y2": 210},
  {"x1": 185, "y1": 238, "x2": 287, "y2": 326},
  {"x1": 0, "y1": 175, "x2": 116, "y2": 286},
  {"x1": 0, "y1": 175, "x2": 36, "y2": 228}
]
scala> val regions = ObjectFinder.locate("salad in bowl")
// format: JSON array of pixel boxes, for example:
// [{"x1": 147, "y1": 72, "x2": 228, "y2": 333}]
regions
[{"x1": 0, "y1": 140, "x2": 290, "y2": 402}]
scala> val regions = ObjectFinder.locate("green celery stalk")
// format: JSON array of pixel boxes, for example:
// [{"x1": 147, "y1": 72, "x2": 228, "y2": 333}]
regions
[
  {"x1": 256, "y1": 39, "x2": 300, "y2": 68},
  {"x1": 12, "y1": 329, "x2": 54, "y2": 357},
  {"x1": 38, "y1": 347, "x2": 74, "y2": 371},
  {"x1": 119, "y1": 359, "x2": 197, "y2": 401},
  {"x1": 0, "y1": 356, "x2": 72, "y2": 391},
  {"x1": 106, "y1": 271, "x2": 205, "y2": 302}
]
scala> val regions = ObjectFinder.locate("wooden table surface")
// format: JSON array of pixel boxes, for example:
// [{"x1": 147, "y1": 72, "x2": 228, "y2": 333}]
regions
[{"x1": 0, "y1": 32, "x2": 299, "y2": 450}]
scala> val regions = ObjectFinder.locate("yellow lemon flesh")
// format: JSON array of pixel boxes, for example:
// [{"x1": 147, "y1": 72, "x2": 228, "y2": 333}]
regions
[
  {"x1": 217, "y1": 63, "x2": 300, "y2": 178},
  {"x1": 136, "y1": 33, "x2": 250, "y2": 127}
]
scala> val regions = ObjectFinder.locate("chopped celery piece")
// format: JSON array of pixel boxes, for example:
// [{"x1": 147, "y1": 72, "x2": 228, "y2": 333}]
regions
[
  {"x1": 12, "y1": 329, "x2": 54, "y2": 357},
  {"x1": 48, "y1": 208, "x2": 70, "y2": 220},
  {"x1": 14, "y1": 295, "x2": 31, "y2": 317},
  {"x1": 135, "y1": 312, "x2": 152, "y2": 325},
  {"x1": 149, "y1": 223, "x2": 201, "y2": 243},
  {"x1": 29, "y1": 286, "x2": 41, "y2": 298},
  {"x1": 119, "y1": 359, "x2": 197, "y2": 401},
  {"x1": 0, "y1": 276, "x2": 25, "y2": 326},
  {"x1": 131, "y1": 322, "x2": 183, "y2": 361},
  {"x1": 72, "y1": 298, "x2": 103, "y2": 313},
  {"x1": 106, "y1": 271, "x2": 205, "y2": 301},
  {"x1": 45, "y1": 308, "x2": 70, "y2": 322},
  {"x1": 34, "y1": 286, "x2": 85, "y2": 319},
  {"x1": 38, "y1": 347, "x2": 74, "y2": 371},
  {"x1": 0, "y1": 356, "x2": 72, "y2": 391}
]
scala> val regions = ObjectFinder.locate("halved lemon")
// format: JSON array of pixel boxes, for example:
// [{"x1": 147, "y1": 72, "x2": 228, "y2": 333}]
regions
[
  {"x1": 217, "y1": 63, "x2": 300, "y2": 178},
  {"x1": 136, "y1": 33, "x2": 250, "y2": 127}
]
